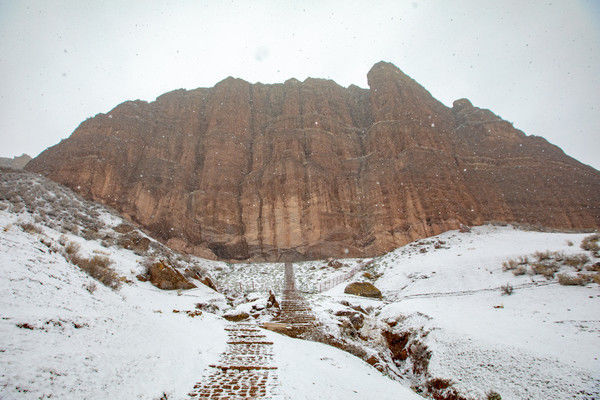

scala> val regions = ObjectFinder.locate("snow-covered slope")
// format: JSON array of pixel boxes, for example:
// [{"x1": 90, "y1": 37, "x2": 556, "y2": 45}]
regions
[
  {"x1": 315, "y1": 225, "x2": 600, "y2": 400},
  {"x1": 0, "y1": 170, "x2": 425, "y2": 400},
  {"x1": 0, "y1": 209, "x2": 228, "y2": 399}
]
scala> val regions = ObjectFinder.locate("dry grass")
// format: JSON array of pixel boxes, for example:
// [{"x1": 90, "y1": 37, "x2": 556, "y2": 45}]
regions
[
  {"x1": 563, "y1": 254, "x2": 590, "y2": 269},
  {"x1": 425, "y1": 378, "x2": 453, "y2": 391},
  {"x1": 512, "y1": 266, "x2": 527, "y2": 276},
  {"x1": 516, "y1": 256, "x2": 529, "y2": 265},
  {"x1": 17, "y1": 222, "x2": 42, "y2": 234},
  {"x1": 581, "y1": 234, "x2": 600, "y2": 256},
  {"x1": 534, "y1": 250, "x2": 552, "y2": 262},
  {"x1": 502, "y1": 259, "x2": 518, "y2": 271},
  {"x1": 500, "y1": 283, "x2": 513, "y2": 295},
  {"x1": 586, "y1": 263, "x2": 600, "y2": 272},
  {"x1": 531, "y1": 261, "x2": 559, "y2": 279},
  {"x1": 64, "y1": 241, "x2": 81, "y2": 255},
  {"x1": 557, "y1": 273, "x2": 587, "y2": 286},
  {"x1": 70, "y1": 255, "x2": 121, "y2": 290}
]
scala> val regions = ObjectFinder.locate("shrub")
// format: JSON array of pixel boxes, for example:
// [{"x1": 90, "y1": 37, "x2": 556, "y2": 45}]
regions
[
  {"x1": 516, "y1": 256, "x2": 529, "y2": 265},
  {"x1": 512, "y1": 266, "x2": 527, "y2": 276},
  {"x1": 563, "y1": 254, "x2": 590, "y2": 269},
  {"x1": 557, "y1": 273, "x2": 587, "y2": 286},
  {"x1": 534, "y1": 251, "x2": 552, "y2": 262},
  {"x1": 58, "y1": 235, "x2": 68, "y2": 246},
  {"x1": 502, "y1": 259, "x2": 517, "y2": 271},
  {"x1": 551, "y1": 251, "x2": 566, "y2": 262},
  {"x1": 62, "y1": 223, "x2": 79, "y2": 234},
  {"x1": 487, "y1": 391, "x2": 502, "y2": 400},
  {"x1": 64, "y1": 241, "x2": 81, "y2": 255},
  {"x1": 586, "y1": 263, "x2": 600, "y2": 272},
  {"x1": 531, "y1": 262, "x2": 559, "y2": 279},
  {"x1": 410, "y1": 341, "x2": 432, "y2": 375},
  {"x1": 17, "y1": 222, "x2": 42, "y2": 234},
  {"x1": 426, "y1": 378, "x2": 453, "y2": 391},
  {"x1": 81, "y1": 227, "x2": 101, "y2": 241},
  {"x1": 581, "y1": 234, "x2": 600, "y2": 256},
  {"x1": 114, "y1": 223, "x2": 134, "y2": 234},
  {"x1": 71, "y1": 255, "x2": 121, "y2": 290},
  {"x1": 85, "y1": 282, "x2": 97, "y2": 294},
  {"x1": 500, "y1": 283, "x2": 513, "y2": 295},
  {"x1": 566, "y1": 240, "x2": 574, "y2": 247}
]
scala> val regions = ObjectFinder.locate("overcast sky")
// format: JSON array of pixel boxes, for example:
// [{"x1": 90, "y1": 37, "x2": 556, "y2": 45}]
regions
[{"x1": 0, "y1": 0, "x2": 599, "y2": 169}]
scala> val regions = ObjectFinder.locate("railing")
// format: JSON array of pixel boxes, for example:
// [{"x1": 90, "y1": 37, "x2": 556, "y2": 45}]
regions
[{"x1": 316, "y1": 264, "x2": 363, "y2": 293}]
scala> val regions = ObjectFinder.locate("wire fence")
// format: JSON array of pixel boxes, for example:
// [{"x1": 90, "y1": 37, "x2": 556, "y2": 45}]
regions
[{"x1": 226, "y1": 263, "x2": 366, "y2": 295}]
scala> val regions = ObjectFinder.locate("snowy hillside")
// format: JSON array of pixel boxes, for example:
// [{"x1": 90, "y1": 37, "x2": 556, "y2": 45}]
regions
[
  {"x1": 0, "y1": 170, "x2": 424, "y2": 400},
  {"x1": 310, "y1": 225, "x2": 600, "y2": 400}
]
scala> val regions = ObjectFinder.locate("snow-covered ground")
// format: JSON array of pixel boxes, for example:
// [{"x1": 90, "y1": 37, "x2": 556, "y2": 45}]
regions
[
  {"x1": 0, "y1": 209, "x2": 228, "y2": 399},
  {"x1": 271, "y1": 331, "x2": 422, "y2": 400},
  {"x1": 0, "y1": 170, "x2": 424, "y2": 400},
  {"x1": 315, "y1": 225, "x2": 600, "y2": 400},
  {"x1": 2, "y1": 170, "x2": 599, "y2": 400}
]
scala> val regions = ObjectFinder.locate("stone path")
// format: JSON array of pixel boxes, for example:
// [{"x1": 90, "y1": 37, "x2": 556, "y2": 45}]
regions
[
  {"x1": 187, "y1": 323, "x2": 278, "y2": 399},
  {"x1": 276, "y1": 262, "x2": 316, "y2": 334},
  {"x1": 188, "y1": 262, "x2": 316, "y2": 398}
]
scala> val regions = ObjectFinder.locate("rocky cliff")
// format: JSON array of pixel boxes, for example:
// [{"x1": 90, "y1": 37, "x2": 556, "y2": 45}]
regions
[{"x1": 26, "y1": 62, "x2": 600, "y2": 261}]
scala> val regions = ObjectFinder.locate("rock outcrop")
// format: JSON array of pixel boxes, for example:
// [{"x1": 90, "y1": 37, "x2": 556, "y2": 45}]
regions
[{"x1": 26, "y1": 61, "x2": 600, "y2": 261}]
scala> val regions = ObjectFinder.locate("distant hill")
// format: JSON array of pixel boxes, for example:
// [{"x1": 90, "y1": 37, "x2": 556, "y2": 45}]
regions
[{"x1": 0, "y1": 154, "x2": 31, "y2": 169}]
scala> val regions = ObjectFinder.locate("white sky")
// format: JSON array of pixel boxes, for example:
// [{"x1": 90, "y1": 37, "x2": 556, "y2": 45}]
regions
[{"x1": 0, "y1": 0, "x2": 599, "y2": 169}]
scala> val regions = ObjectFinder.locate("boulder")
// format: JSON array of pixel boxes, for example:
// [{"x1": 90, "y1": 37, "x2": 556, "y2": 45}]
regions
[
  {"x1": 344, "y1": 282, "x2": 382, "y2": 298},
  {"x1": 148, "y1": 261, "x2": 196, "y2": 290},
  {"x1": 223, "y1": 311, "x2": 249, "y2": 322}
]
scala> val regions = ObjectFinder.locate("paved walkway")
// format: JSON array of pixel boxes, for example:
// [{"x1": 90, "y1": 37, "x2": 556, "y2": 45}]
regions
[
  {"x1": 188, "y1": 262, "x2": 316, "y2": 398},
  {"x1": 276, "y1": 263, "x2": 316, "y2": 334},
  {"x1": 188, "y1": 323, "x2": 278, "y2": 399}
]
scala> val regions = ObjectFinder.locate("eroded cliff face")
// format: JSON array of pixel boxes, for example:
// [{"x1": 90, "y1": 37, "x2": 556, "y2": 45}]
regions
[{"x1": 26, "y1": 61, "x2": 600, "y2": 260}]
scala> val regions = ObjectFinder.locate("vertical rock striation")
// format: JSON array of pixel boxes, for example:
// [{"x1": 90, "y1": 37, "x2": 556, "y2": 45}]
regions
[{"x1": 26, "y1": 61, "x2": 600, "y2": 260}]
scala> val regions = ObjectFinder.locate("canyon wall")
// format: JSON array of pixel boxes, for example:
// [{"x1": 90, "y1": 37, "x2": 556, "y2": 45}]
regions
[{"x1": 26, "y1": 62, "x2": 600, "y2": 260}]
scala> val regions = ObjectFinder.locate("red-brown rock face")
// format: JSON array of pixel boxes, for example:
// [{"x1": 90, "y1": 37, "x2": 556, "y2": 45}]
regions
[{"x1": 26, "y1": 61, "x2": 600, "y2": 260}]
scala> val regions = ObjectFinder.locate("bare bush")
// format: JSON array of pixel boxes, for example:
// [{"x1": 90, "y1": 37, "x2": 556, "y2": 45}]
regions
[
  {"x1": 516, "y1": 256, "x2": 529, "y2": 265},
  {"x1": 563, "y1": 254, "x2": 590, "y2": 269},
  {"x1": 17, "y1": 222, "x2": 42, "y2": 234},
  {"x1": 551, "y1": 251, "x2": 566, "y2": 262},
  {"x1": 557, "y1": 273, "x2": 587, "y2": 286},
  {"x1": 586, "y1": 263, "x2": 600, "y2": 272},
  {"x1": 64, "y1": 241, "x2": 81, "y2": 255},
  {"x1": 502, "y1": 259, "x2": 518, "y2": 271},
  {"x1": 512, "y1": 266, "x2": 527, "y2": 276},
  {"x1": 500, "y1": 283, "x2": 513, "y2": 295},
  {"x1": 70, "y1": 255, "x2": 121, "y2": 290},
  {"x1": 581, "y1": 234, "x2": 600, "y2": 256},
  {"x1": 531, "y1": 261, "x2": 559, "y2": 279},
  {"x1": 85, "y1": 282, "x2": 97, "y2": 294},
  {"x1": 487, "y1": 392, "x2": 502, "y2": 400},
  {"x1": 534, "y1": 250, "x2": 552, "y2": 262}
]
